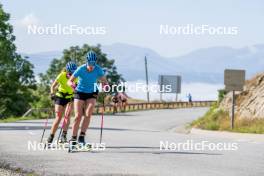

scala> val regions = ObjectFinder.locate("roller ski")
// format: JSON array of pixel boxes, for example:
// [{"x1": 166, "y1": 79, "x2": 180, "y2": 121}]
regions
[
  {"x1": 68, "y1": 135, "x2": 92, "y2": 153},
  {"x1": 57, "y1": 132, "x2": 69, "y2": 148},
  {"x1": 43, "y1": 133, "x2": 68, "y2": 149}
]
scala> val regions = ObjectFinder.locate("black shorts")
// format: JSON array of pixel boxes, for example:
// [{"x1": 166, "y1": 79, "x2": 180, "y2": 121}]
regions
[
  {"x1": 74, "y1": 91, "x2": 98, "y2": 101},
  {"x1": 54, "y1": 96, "x2": 72, "y2": 106}
]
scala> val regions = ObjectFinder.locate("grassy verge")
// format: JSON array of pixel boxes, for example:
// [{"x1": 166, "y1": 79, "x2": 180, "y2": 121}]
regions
[
  {"x1": 0, "y1": 116, "x2": 41, "y2": 123},
  {"x1": 191, "y1": 103, "x2": 264, "y2": 134},
  {"x1": 0, "y1": 108, "x2": 151, "y2": 123}
]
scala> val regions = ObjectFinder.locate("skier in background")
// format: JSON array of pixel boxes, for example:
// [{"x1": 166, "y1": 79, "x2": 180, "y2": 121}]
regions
[
  {"x1": 111, "y1": 92, "x2": 119, "y2": 114},
  {"x1": 188, "y1": 93, "x2": 192, "y2": 103},
  {"x1": 117, "y1": 91, "x2": 128, "y2": 112}
]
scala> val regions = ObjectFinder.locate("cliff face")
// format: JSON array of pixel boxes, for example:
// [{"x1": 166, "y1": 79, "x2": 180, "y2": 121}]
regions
[{"x1": 220, "y1": 73, "x2": 264, "y2": 119}]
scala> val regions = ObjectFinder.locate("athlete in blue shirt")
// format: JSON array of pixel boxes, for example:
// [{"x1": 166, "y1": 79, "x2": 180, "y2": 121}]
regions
[{"x1": 67, "y1": 51, "x2": 108, "y2": 145}]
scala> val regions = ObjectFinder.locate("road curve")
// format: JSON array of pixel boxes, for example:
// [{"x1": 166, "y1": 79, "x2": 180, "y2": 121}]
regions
[{"x1": 0, "y1": 107, "x2": 263, "y2": 176}]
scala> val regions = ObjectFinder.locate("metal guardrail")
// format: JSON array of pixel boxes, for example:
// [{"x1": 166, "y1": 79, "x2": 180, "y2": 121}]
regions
[
  {"x1": 23, "y1": 101, "x2": 216, "y2": 117},
  {"x1": 95, "y1": 101, "x2": 216, "y2": 114},
  {"x1": 22, "y1": 108, "x2": 54, "y2": 119}
]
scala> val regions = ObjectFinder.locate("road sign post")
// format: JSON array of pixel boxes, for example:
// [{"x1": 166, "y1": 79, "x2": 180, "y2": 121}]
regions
[
  {"x1": 224, "y1": 69, "x2": 245, "y2": 129},
  {"x1": 231, "y1": 90, "x2": 235, "y2": 129},
  {"x1": 145, "y1": 56, "x2": 150, "y2": 102},
  {"x1": 158, "y1": 75, "x2": 181, "y2": 102},
  {"x1": 160, "y1": 74, "x2": 164, "y2": 102}
]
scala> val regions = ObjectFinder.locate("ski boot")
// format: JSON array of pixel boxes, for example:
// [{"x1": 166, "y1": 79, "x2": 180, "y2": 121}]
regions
[
  {"x1": 78, "y1": 133, "x2": 86, "y2": 145},
  {"x1": 59, "y1": 132, "x2": 68, "y2": 144},
  {"x1": 45, "y1": 134, "x2": 54, "y2": 149},
  {"x1": 68, "y1": 136, "x2": 78, "y2": 153},
  {"x1": 78, "y1": 133, "x2": 92, "y2": 150},
  {"x1": 58, "y1": 132, "x2": 69, "y2": 148}
]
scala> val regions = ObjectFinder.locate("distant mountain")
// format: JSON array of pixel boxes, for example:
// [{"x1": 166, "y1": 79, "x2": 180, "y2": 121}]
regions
[
  {"x1": 101, "y1": 43, "x2": 264, "y2": 83},
  {"x1": 101, "y1": 43, "x2": 181, "y2": 81},
  {"x1": 22, "y1": 43, "x2": 264, "y2": 83}
]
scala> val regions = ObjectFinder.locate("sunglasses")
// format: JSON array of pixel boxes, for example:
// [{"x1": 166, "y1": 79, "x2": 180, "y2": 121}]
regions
[{"x1": 87, "y1": 61, "x2": 96, "y2": 66}]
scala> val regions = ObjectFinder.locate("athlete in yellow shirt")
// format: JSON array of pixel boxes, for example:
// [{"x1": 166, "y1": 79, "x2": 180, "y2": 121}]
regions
[{"x1": 47, "y1": 61, "x2": 78, "y2": 144}]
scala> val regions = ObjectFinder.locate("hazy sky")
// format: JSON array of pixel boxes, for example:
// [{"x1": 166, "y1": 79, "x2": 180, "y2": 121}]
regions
[{"x1": 2, "y1": 0, "x2": 264, "y2": 57}]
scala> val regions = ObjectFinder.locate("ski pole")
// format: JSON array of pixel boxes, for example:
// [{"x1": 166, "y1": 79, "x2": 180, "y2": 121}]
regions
[
  {"x1": 57, "y1": 102, "x2": 72, "y2": 143},
  {"x1": 99, "y1": 98, "x2": 105, "y2": 144},
  {"x1": 40, "y1": 109, "x2": 50, "y2": 143}
]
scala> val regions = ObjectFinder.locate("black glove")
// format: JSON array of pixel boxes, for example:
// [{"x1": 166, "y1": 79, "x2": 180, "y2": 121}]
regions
[{"x1": 50, "y1": 94, "x2": 56, "y2": 100}]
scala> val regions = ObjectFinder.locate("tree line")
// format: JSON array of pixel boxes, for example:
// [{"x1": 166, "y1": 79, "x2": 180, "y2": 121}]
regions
[{"x1": 0, "y1": 4, "x2": 123, "y2": 118}]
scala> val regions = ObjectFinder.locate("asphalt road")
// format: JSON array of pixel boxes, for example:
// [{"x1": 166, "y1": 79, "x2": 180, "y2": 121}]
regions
[{"x1": 0, "y1": 107, "x2": 263, "y2": 176}]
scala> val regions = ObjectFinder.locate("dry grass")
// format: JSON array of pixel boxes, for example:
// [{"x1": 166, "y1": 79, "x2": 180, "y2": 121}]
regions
[{"x1": 191, "y1": 104, "x2": 264, "y2": 134}]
